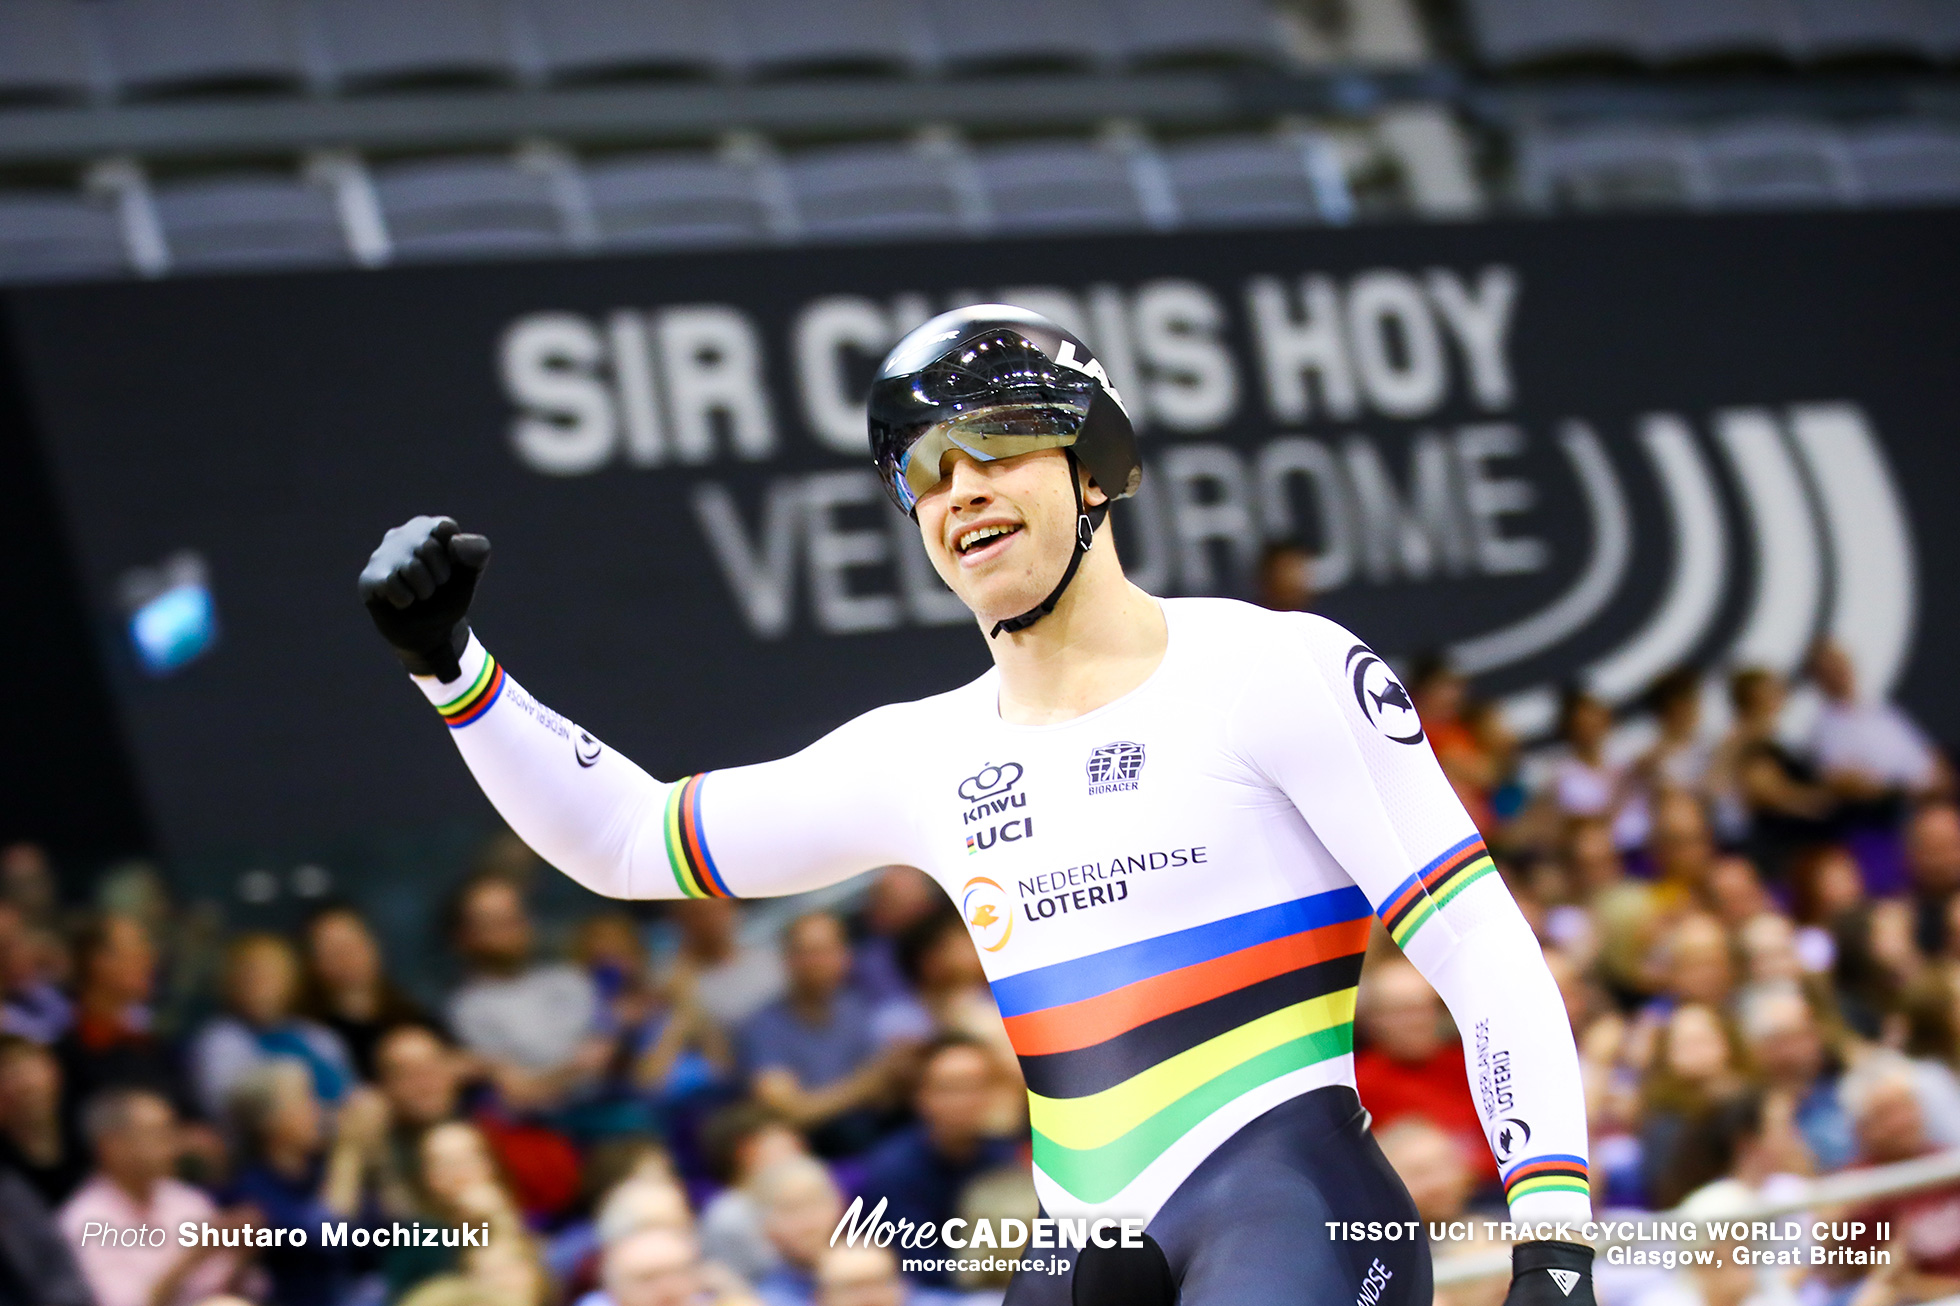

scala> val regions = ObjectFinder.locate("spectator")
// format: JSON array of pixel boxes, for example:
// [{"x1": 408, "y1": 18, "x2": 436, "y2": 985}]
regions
[
  {"x1": 0, "y1": 1035, "x2": 84, "y2": 1206},
  {"x1": 189, "y1": 933, "x2": 353, "y2": 1124},
  {"x1": 752, "y1": 1156, "x2": 844, "y2": 1306},
  {"x1": 700, "y1": 1105, "x2": 809, "y2": 1283},
  {"x1": 950, "y1": 1164, "x2": 1038, "y2": 1293},
  {"x1": 1833, "y1": 899, "x2": 1924, "y2": 1040},
  {"x1": 1892, "y1": 974, "x2": 1960, "y2": 1148},
  {"x1": 1839, "y1": 1058, "x2": 1960, "y2": 1300},
  {"x1": 1622, "y1": 670, "x2": 1713, "y2": 847},
  {"x1": 57, "y1": 915, "x2": 188, "y2": 1125},
  {"x1": 301, "y1": 905, "x2": 429, "y2": 1080},
  {"x1": 0, "y1": 844, "x2": 59, "y2": 928},
  {"x1": 1718, "y1": 667, "x2": 1836, "y2": 884},
  {"x1": 1739, "y1": 984, "x2": 1852, "y2": 1172},
  {"x1": 0, "y1": 899, "x2": 69, "y2": 1044},
  {"x1": 668, "y1": 901, "x2": 785, "y2": 1031},
  {"x1": 1905, "y1": 801, "x2": 1960, "y2": 958},
  {"x1": 815, "y1": 1245, "x2": 907, "y2": 1306},
  {"x1": 851, "y1": 869, "x2": 942, "y2": 1007},
  {"x1": 1673, "y1": 1089, "x2": 1813, "y2": 1218},
  {"x1": 740, "y1": 914, "x2": 893, "y2": 1157},
  {"x1": 1377, "y1": 1118, "x2": 1502, "y2": 1306},
  {"x1": 224, "y1": 1059, "x2": 387, "y2": 1306},
  {"x1": 1655, "y1": 913, "x2": 1734, "y2": 1009},
  {"x1": 856, "y1": 1035, "x2": 1016, "y2": 1289},
  {"x1": 0, "y1": 1158, "x2": 91, "y2": 1306},
  {"x1": 1351, "y1": 958, "x2": 1491, "y2": 1182},
  {"x1": 1638, "y1": 1003, "x2": 1749, "y2": 1205},
  {"x1": 1648, "y1": 791, "x2": 1719, "y2": 910},
  {"x1": 408, "y1": 1120, "x2": 547, "y2": 1306},
  {"x1": 1254, "y1": 539, "x2": 1314, "y2": 613},
  {"x1": 58, "y1": 1087, "x2": 241, "y2": 1306},
  {"x1": 1545, "y1": 688, "x2": 1638, "y2": 849},
  {"x1": 1410, "y1": 655, "x2": 1498, "y2": 835},
  {"x1": 879, "y1": 909, "x2": 1018, "y2": 1110},
  {"x1": 1809, "y1": 641, "x2": 1945, "y2": 806},
  {"x1": 591, "y1": 1224, "x2": 757, "y2": 1306},
  {"x1": 574, "y1": 913, "x2": 728, "y2": 1112},
  {"x1": 447, "y1": 874, "x2": 609, "y2": 1114}
]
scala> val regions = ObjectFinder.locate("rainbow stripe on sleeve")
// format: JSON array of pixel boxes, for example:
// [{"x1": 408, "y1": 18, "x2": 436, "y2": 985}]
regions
[
  {"x1": 663, "y1": 774, "x2": 731, "y2": 899},
  {"x1": 435, "y1": 654, "x2": 505, "y2": 729},
  {"x1": 1376, "y1": 833, "x2": 1495, "y2": 948},
  {"x1": 1502, "y1": 1153, "x2": 1591, "y2": 1204}
]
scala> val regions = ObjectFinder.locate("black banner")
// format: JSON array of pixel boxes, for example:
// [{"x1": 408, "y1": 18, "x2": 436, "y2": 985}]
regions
[{"x1": 6, "y1": 210, "x2": 1957, "y2": 868}]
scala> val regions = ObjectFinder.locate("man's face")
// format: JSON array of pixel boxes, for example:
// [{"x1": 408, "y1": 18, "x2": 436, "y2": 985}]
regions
[
  {"x1": 376, "y1": 1028, "x2": 460, "y2": 1127},
  {"x1": 91, "y1": 917, "x2": 156, "y2": 1006},
  {"x1": 99, "y1": 1094, "x2": 178, "y2": 1190},
  {"x1": 1749, "y1": 998, "x2": 1821, "y2": 1083},
  {"x1": 1361, "y1": 964, "x2": 1441, "y2": 1064},
  {"x1": 1857, "y1": 1080, "x2": 1927, "y2": 1163},
  {"x1": 917, "y1": 1045, "x2": 993, "y2": 1152},
  {"x1": 0, "y1": 1045, "x2": 59, "y2": 1127},
  {"x1": 458, "y1": 882, "x2": 531, "y2": 971},
  {"x1": 1908, "y1": 806, "x2": 1960, "y2": 896},
  {"x1": 765, "y1": 1169, "x2": 844, "y2": 1269},
  {"x1": 913, "y1": 448, "x2": 1105, "y2": 630},
  {"x1": 817, "y1": 1247, "x2": 905, "y2": 1306},
  {"x1": 605, "y1": 1228, "x2": 704, "y2": 1306},
  {"x1": 784, "y1": 916, "x2": 850, "y2": 999}
]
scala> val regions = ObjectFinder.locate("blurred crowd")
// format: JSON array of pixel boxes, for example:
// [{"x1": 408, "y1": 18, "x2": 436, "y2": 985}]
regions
[{"x1": 4, "y1": 583, "x2": 1960, "y2": 1306}]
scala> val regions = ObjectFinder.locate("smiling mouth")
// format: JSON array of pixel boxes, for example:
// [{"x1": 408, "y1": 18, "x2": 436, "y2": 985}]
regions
[{"x1": 956, "y1": 524, "x2": 1023, "y2": 556}]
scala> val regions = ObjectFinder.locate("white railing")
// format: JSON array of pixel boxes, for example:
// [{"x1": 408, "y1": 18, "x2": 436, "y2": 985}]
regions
[{"x1": 1432, "y1": 1148, "x2": 1960, "y2": 1287}]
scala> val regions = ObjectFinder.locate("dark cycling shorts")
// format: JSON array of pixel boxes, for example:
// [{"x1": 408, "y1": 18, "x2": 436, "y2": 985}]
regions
[{"x1": 1006, "y1": 1086, "x2": 1432, "y2": 1306}]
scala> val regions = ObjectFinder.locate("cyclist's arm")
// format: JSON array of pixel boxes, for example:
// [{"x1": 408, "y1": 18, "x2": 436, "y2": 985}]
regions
[
  {"x1": 412, "y1": 634, "x2": 921, "y2": 899},
  {"x1": 1234, "y1": 614, "x2": 1592, "y2": 1226}
]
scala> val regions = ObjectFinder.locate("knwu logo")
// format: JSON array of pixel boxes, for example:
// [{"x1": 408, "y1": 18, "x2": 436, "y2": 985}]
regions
[
  {"x1": 1086, "y1": 742, "x2": 1145, "y2": 795},
  {"x1": 959, "y1": 762, "x2": 1028, "y2": 828}
]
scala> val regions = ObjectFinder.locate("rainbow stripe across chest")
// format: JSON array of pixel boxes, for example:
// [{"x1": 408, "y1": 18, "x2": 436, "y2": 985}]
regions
[{"x1": 990, "y1": 886, "x2": 1371, "y2": 1205}]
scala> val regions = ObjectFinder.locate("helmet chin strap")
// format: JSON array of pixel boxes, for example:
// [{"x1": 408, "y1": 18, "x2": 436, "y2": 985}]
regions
[{"x1": 990, "y1": 450, "x2": 1108, "y2": 640}]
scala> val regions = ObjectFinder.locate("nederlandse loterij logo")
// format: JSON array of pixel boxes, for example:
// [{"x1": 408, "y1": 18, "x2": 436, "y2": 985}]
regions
[
  {"x1": 1085, "y1": 741, "x2": 1144, "y2": 795},
  {"x1": 1346, "y1": 644, "x2": 1424, "y2": 745},
  {"x1": 961, "y1": 876, "x2": 1014, "y2": 952}
]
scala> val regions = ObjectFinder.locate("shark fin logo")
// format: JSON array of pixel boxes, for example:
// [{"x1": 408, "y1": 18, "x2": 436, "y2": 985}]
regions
[
  {"x1": 961, "y1": 877, "x2": 1013, "y2": 952},
  {"x1": 1346, "y1": 645, "x2": 1424, "y2": 745}
]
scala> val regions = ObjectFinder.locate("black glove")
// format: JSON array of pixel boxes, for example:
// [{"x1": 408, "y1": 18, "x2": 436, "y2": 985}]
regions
[
  {"x1": 1505, "y1": 1241, "x2": 1596, "y2": 1306},
  {"x1": 358, "y1": 515, "x2": 491, "y2": 681}
]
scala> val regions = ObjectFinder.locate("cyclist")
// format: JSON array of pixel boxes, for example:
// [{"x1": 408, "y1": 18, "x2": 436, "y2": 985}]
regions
[{"x1": 360, "y1": 306, "x2": 1595, "y2": 1306}]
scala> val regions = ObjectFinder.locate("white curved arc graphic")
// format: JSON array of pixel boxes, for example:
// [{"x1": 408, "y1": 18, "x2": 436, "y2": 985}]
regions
[
  {"x1": 1713, "y1": 408, "x2": 1823, "y2": 676},
  {"x1": 1786, "y1": 402, "x2": 1917, "y2": 698},
  {"x1": 1449, "y1": 422, "x2": 1633, "y2": 676},
  {"x1": 1585, "y1": 413, "x2": 1728, "y2": 705}
]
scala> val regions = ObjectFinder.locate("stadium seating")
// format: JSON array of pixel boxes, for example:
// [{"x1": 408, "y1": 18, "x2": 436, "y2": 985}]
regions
[
  {"x1": 1105, "y1": 0, "x2": 1291, "y2": 67},
  {"x1": 971, "y1": 136, "x2": 1154, "y2": 233},
  {"x1": 1515, "y1": 122, "x2": 1705, "y2": 210},
  {"x1": 782, "y1": 140, "x2": 972, "y2": 240},
  {"x1": 1844, "y1": 120, "x2": 1960, "y2": 202},
  {"x1": 583, "y1": 151, "x2": 777, "y2": 250},
  {"x1": 151, "y1": 172, "x2": 350, "y2": 271},
  {"x1": 1459, "y1": 0, "x2": 1645, "y2": 68},
  {"x1": 519, "y1": 0, "x2": 732, "y2": 83},
  {"x1": 1697, "y1": 118, "x2": 1852, "y2": 208},
  {"x1": 1159, "y1": 132, "x2": 1332, "y2": 227},
  {"x1": 729, "y1": 0, "x2": 934, "y2": 76},
  {"x1": 0, "y1": 191, "x2": 130, "y2": 282},
  {"x1": 0, "y1": 0, "x2": 100, "y2": 104},
  {"x1": 310, "y1": 0, "x2": 519, "y2": 90},
  {"x1": 925, "y1": 0, "x2": 1111, "y2": 73},
  {"x1": 369, "y1": 155, "x2": 569, "y2": 259},
  {"x1": 95, "y1": 0, "x2": 311, "y2": 98}
]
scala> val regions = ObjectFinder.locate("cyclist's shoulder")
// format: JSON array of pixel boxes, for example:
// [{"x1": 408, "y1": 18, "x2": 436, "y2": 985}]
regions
[{"x1": 1163, "y1": 597, "x2": 1359, "y2": 664}]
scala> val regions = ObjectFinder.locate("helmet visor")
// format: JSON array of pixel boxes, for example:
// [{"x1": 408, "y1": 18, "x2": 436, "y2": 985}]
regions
[{"x1": 878, "y1": 404, "x2": 1085, "y2": 514}]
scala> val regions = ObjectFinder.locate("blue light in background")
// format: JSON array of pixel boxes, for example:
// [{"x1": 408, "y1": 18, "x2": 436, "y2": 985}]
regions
[{"x1": 130, "y1": 582, "x2": 218, "y2": 675}]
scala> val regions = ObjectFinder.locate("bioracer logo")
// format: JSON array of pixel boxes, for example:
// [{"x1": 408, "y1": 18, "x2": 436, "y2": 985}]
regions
[{"x1": 1085, "y1": 741, "x2": 1144, "y2": 795}]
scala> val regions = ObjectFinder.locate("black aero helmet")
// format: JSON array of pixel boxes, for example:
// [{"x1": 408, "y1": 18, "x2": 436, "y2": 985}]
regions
[
  {"x1": 867, "y1": 304, "x2": 1141, "y2": 516},
  {"x1": 866, "y1": 304, "x2": 1144, "y2": 637}
]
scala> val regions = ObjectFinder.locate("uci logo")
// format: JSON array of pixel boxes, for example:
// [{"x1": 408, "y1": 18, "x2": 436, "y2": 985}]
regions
[
  {"x1": 961, "y1": 876, "x2": 1014, "y2": 952},
  {"x1": 959, "y1": 762, "x2": 1023, "y2": 802},
  {"x1": 1346, "y1": 645, "x2": 1424, "y2": 746}
]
